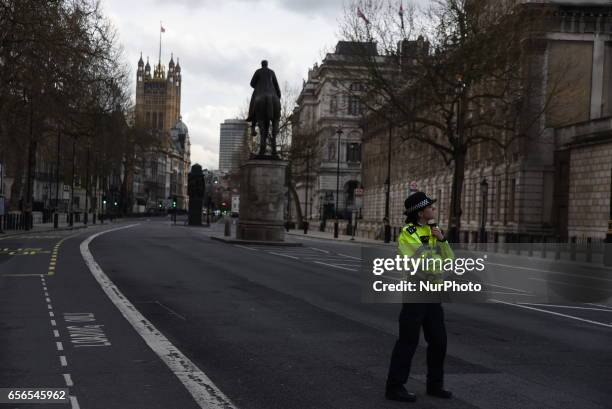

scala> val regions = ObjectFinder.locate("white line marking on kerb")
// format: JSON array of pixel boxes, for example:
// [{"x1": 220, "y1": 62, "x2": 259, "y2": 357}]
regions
[
  {"x1": 491, "y1": 299, "x2": 612, "y2": 329},
  {"x1": 63, "y1": 373, "x2": 73, "y2": 386},
  {"x1": 80, "y1": 224, "x2": 237, "y2": 409}
]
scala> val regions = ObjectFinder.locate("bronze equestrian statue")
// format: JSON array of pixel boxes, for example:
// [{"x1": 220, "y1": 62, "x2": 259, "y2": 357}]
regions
[{"x1": 247, "y1": 60, "x2": 281, "y2": 158}]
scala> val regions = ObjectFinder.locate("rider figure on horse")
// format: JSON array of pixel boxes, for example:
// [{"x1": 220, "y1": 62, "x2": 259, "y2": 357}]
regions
[{"x1": 247, "y1": 60, "x2": 281, "y2": 157}]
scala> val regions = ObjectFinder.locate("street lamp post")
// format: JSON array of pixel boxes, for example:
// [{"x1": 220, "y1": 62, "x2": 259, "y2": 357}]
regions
[
  {"x1": 334, "y1": 126, "x2": 343, "y2": 238},
  {"x1": 304, "y1": 148, "x2": 310, "y2": 234},
  {"x1": 384, "y1": 120, "x2": 393, "y2": 243},
  {"x1": 604, "y1": 167, "x2": 612, "y2": 266},
  {"x1": 479, "y1": 178, "x2": 489, "y2": 246}
]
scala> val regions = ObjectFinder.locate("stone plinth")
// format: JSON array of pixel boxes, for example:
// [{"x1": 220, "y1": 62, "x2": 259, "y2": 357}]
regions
[{"x1": 237, "y1": 159, "x2": 288, "y2": 242}]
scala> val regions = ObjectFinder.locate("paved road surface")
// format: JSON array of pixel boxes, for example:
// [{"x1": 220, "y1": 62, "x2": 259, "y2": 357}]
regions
[{"x1": 1, "y1": 219, "x2": 610, "y2": 409}]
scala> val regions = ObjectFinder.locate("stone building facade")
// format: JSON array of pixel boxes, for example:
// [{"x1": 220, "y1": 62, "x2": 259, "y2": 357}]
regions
[
  {"x1": 133, "y1": 53, "x2": 190, "y2": 211},
  {"x1": 360, "y1": 1, "x2": 612, "y2": 242},
  {"x1": 292, "y1": 41, "x2": 379, "y2": 224}
]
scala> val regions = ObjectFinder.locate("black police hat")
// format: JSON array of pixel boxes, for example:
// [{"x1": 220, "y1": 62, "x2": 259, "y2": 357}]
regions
[{"x1": 404, "y1": 191, "x2": 436, "y2": 215}]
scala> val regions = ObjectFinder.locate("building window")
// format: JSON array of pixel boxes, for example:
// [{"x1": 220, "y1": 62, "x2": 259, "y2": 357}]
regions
[
  {"x1": 347, "y1": 143, "x2": 361, "y2": 162},
  {"x1": 348, "y1": 95, "x2": 362, "y2": 116},
  {"x1": 330, "y1": 95, "x2": 337, "y2": 114},
  {"x1": 328, "y1": 141, "x2": 336, "y2": 160},
  {"x1": 495, "y1": 180, "x2": 502, "y2": 221}
]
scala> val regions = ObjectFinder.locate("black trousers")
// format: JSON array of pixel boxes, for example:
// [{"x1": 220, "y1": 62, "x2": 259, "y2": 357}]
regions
[{"x1": 386, "y1": 303, "x2": 447, "y2": 389}]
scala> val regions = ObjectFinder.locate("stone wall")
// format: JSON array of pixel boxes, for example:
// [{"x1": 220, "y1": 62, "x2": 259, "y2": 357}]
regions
[{"x1": 567, "y1": 142, "x2": 612, "y2": 239}]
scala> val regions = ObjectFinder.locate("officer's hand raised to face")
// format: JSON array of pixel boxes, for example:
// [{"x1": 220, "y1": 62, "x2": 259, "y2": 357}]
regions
[{"x1": 431, "y1": 226, "x2": 445, "y2": 241}]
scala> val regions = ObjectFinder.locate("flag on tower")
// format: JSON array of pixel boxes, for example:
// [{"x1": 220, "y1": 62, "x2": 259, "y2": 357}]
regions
[
  {"x1": 399, "y1": 2, "x2": 405, "y2": 31},
  {"x1": 160, "y1": 23, "x2": 165, "y2": 33},
  {"x1": 357, "y1": 7, "x2": 370, "y2": 25}
]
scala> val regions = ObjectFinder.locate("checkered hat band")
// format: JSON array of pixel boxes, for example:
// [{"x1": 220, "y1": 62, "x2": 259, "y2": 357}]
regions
[{"x1": 405, "y1": 199, "x2": 431, "y2": 214}]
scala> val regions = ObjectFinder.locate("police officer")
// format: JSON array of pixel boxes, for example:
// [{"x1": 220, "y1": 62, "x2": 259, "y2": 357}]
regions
[{"x1": 385, "y1": 191, "x2": 454, "y2": 402}]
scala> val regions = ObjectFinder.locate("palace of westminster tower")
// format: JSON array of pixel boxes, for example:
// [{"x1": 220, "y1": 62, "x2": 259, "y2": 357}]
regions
[{"x1": 133, "y1": 52, "x2": 190, "y2": 211}]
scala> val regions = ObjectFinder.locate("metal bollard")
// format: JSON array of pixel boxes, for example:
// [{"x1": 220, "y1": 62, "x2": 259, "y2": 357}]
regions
[
  {"x1": 586, "y1": 237, "x2": 592, "y2": 263},
  {"x1": 570, "y1": 237, "x2": 577, "y2": 261},
  {"x1": 93, "y1": 213, "x2": 96, "y2": 224},
  {"x1": 54, "y1": 213, "x2": 59, "y2": 229},
  {"x1": 224, "y1": 219, "x2": 231, "y2": 237}
]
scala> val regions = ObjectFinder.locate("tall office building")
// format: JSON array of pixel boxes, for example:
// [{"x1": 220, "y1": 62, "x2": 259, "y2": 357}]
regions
[{"x1": 219, "y1": 119, "x2": 248, "y2": 174}]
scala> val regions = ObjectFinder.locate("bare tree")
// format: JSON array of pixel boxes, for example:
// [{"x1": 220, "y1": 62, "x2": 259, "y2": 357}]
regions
[{"x1": 338, "y1": 0, "x2": 562, "y2": 241}]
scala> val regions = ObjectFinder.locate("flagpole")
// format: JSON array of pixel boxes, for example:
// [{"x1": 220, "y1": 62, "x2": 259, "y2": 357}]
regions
[{"x1": 159, "y1": 21, "x2": 162, "y2": 67}]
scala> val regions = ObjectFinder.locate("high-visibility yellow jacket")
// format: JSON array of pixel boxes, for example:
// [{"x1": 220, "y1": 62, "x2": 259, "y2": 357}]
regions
[{"x1": 398, "y1": 223, "x2": 454, "y2": 284}]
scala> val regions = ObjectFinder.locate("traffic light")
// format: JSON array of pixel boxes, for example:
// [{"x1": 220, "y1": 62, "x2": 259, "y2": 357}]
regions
[
  {"x1": 158, "y1": 201, "x2": 162, "y2": 209},
  {"x1": 172, "y1": 196, "x2": 177, "y2": 208},
  {"x1": 102, "y1": 196, "x2": 107, "y2": 205},
  {"x1": 114, "y1": 201, "x2": 118, "y2": 207}
]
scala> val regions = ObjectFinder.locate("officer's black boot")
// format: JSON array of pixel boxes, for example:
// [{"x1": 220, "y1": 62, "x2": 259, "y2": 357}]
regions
[
  {"x1": 385, "y1": 385, "x2": 416, "y2": 402},
  {"x1": 426, "y1": 383, "x2": 452, "y2": 399}
]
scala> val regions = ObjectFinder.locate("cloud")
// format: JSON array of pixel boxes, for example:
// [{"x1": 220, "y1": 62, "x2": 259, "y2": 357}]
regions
[
  {"x1": 102, "y1": 0, "x2": 345, "y2": 170},
  {"x1": 183, "y1": 105, "x2": 239, "y2": 169}
]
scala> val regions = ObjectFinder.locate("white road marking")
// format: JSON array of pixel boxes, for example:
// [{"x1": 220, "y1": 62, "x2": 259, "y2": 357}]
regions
[
  {"x1": 56, "y1": 342, "x2": 64, "y2": 351},
  {"x1": 80, "y1": 224, "x2": 237, "y2": 409},
  {"x1": 313, "y1": 261, "x2": 357, "y2": 272},
  {"x1": 588, "y1": 303, "x2": 612, "y2": 310},
  {"x1": 46, "y1": 297, "x2": 51, "y2": 303},
  {"x1": 53, "y1": 330, "x2": 60, "y2": 338},
  {"x1": 233, "y1": 244, "x2": 257, "y2": 251},
  {"x1": 269, "y1": 251, "x2": 299, "y2": 259},
  {"x1": 47, "y1": 304, "x2": 53, "y2": 310},
  {"x1": 63, "y1": 373, "x2": 73, "y2": 386},
  {"x1": 491, "y1": 299, "x2": 612, "y2": 329},
  {"x1": 69, "y1": 395, "x2": 80, "y2": 409},
  {"x1": 337, "y1": 253, "x2": 362, "y2": 260},
  {"x1": 44, "y1": 291, "x2": 49, "y2": 297},
  {"x1": 51, "y1": 320, "x2": 57, "y2": 326},
  {"x1": 49, "y1": 311, "x2": 54, "y2": 317},
  {"x1": 519, "y1": 302, "x2": 612, "y2": 312},
  {"x1": 528, "y1": 277, "x2": 602, "y2": 290},
  {"x1": 311, "y1": 248, "x2": 330, "y2": 254},
  {"x1": 59, "y1": 355, "x2": 67, "y2": 366}
]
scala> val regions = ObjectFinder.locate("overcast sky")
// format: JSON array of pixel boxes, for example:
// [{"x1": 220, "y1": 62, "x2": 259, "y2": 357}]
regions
[{"x1": 100, "y1": 0, "x2": 355, "y2": 170}]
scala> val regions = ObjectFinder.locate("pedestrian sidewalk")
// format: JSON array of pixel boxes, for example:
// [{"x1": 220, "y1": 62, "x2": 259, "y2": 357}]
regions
[
  {"x1": 0, "y1": 221, "x2": 90, "y2": 238},
  {"x1": 286, "y1": 228, "x2": 395, "y2": 246}
]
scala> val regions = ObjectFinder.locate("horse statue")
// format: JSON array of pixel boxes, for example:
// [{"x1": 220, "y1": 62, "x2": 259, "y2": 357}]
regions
[{"x1": 247, "y1": 60, "x2": 281, "y2": 158}]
